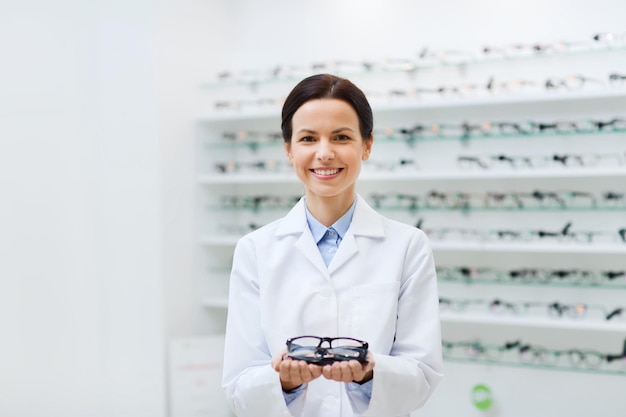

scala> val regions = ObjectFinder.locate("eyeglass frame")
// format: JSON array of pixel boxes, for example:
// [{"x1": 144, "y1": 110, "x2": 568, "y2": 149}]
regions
[{"x1": 285, "y1": 336, "x2": 369, "y2": 365}]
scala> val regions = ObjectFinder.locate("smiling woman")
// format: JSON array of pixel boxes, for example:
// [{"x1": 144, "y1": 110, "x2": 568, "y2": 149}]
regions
[
  {"x1": 285, "y1": 97, "x2": 372, "y2": 226},
  {"x1": 222, "y1": 74, "x2": 443, "y2": 417}
]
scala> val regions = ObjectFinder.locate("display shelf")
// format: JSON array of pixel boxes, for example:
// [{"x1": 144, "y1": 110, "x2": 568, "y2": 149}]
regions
[
  {"x1": 205, "y1": 204, "x2": 626, "y2": 213},
  {"x1": 438, "y1": 277, "x2": 626, "y2": 290},
  {"x1": 196, "y1": 41, "x2": 626, "y2": 413},
  {"x1": 198, "y1": 167, "x2": 626, "y2": 185},
  {"x1": 200, "y1": 43, "x2": 626, "y2": 90},
  {"x1": 198, "y1": 90, "x2": 626, "y2": 122},
  {"x1": 430, "y1": 241, "x2": 626, "y2": 255},
  {"x1": 198, "y1": 173, "x2": 296, "y2": 185},
  {"x1": 442, "y1": 356, "x2": 626, "y2": 377},
  {"x1": 440, "y1": 312, "x2": 626, "y2": 332},
  {"x1": 202, "y1": 127, "x2": 626, "y2": 151},
  {"x1": 199, "y1": 234, "x2": 626, "y2": 255}
]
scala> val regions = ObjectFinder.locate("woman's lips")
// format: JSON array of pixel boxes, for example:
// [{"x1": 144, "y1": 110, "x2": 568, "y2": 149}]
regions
[{"x1": 310, "y1": 168, "x2": 342, "y2": 177}]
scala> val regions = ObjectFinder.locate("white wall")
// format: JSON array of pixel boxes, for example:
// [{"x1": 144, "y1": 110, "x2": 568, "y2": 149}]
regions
[
  {"x1": 155, "y1": 0, "x2": 236, "y2": 339},
  {"x1": 0, "y1": 1, "x2": 165, "y2": 416},
  {"x1": 226, "y1": 0, "x2": 626, "y2": 69}
]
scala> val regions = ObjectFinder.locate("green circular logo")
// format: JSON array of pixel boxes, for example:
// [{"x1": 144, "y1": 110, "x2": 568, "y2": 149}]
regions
[{"x1": 471, "y1": 384, "x2": 493, "y2": 411}]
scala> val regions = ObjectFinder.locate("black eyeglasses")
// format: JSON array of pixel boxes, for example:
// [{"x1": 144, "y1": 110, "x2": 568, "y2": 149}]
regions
[
  {"x1": 286, "y1": 336, "x2": 369, "y2": 365},
  {"x1": 437, "y1": 265, "x2": 626, "y2": 287},
  {"x1": 609, "y1": 73, "x2": 626, "y2": 86}
]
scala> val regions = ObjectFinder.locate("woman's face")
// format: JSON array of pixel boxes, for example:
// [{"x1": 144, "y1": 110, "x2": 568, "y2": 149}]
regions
[{"x1": 284, "y1": 98, "x2": 373, "y2": 202}]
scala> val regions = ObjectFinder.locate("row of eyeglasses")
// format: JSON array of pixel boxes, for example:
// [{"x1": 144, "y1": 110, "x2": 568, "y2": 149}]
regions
[
  {"x1": 212, "y1": 150, "x2": 626, "y2": 175},
  {"x1": 416, "y1": 219, "x2": 626, "y2": 245},
  {"x1": 213, "y1": 116, "x2": 626, "y2": 149},
  {"x1": 436, "y1": 266, "x2": 625, "y2": 286},
  {"x1": 439, "y1": 297, "x2": 624, "y2": 321},
  {"x1": 215, "y1": 31, "x2": 626, "y2": 83},
  {"x1": 213, "y1": 73, "x2": 626, "y2": 110},
  {"x1": 442, "y1": 339, "x2": 626, "y2": 371},
  {"x1": 213, "y1": 190, "x2": 625, "y2": 212},
  {"x1": 368, "y1": 190, "x2": 625, "y2": 210}
]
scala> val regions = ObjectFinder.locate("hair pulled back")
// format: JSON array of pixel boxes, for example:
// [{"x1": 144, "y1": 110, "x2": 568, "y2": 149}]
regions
[{"x1": 281, "y1": 74, "x2": 373, "y2": 143}]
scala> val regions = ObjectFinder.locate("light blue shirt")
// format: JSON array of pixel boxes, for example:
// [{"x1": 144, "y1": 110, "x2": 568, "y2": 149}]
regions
[
  {"x1": 283, "y1": 197, "x2": 373, "y2": 410},
  {"x1": 305, "y1": 197, "x2": 356, "y2": 267}
]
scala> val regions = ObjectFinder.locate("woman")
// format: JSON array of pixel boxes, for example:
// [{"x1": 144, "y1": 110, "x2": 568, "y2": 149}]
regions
[{"x1": 222, "y1": 74, "x2": 443, "y2": 417}]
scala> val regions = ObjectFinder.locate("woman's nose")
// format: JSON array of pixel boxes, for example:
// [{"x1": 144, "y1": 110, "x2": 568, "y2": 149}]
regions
[{"x1": 316, "y1": 140, "x2": 335, "y2": 161}]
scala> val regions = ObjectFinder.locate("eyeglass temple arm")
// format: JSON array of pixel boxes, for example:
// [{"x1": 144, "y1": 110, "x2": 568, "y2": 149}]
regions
[{"x1": 606, "y1": 339, "x2": 626, "y2": 362}]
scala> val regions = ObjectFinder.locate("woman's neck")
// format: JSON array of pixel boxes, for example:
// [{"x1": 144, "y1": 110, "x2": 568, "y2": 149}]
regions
[{"x1": 305, "y1": 193, "x2": 356, "y2": 227}]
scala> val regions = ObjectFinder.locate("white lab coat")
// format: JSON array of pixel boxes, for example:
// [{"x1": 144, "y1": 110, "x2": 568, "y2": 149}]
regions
[{"x1": 222, "y1": 194, "x2": 443, "y2": 417}]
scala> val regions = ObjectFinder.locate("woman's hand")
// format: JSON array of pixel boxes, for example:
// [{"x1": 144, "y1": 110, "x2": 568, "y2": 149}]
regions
[
  {"x1": 321, "y1": 350, "x2": 376, "y2": 384},
  {"x1": 272, "y1": 348, "x2": 323, "y2": 392}
]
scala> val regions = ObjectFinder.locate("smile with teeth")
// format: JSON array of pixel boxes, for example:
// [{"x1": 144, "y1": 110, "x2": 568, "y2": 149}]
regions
[{"x1": 312, "y1": 168, "x2": 341, "y2": 176}]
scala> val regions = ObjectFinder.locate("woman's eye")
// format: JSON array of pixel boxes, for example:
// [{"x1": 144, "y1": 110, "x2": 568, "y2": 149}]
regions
[
  {"x1": 336, "y1": 134, "x2": 351, "y2": 141},
  {"x1": 299, "y1": 136, "x2": 315, "y2": 142}
]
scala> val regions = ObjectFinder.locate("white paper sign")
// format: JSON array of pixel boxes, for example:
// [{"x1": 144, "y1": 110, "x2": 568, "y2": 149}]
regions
[{"x1": 169, "y1": 335, "x2": 234, "y2": 417}]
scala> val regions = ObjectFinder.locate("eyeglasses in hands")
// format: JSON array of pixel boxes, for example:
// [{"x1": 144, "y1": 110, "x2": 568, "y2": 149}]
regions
[{"x1": 286, "y1": 336, "x2": 369, "y2": 366}]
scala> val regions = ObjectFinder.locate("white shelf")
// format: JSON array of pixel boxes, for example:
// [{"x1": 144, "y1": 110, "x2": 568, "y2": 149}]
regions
[
  {"x1": 440, "y1": 311, "x2": 626, "y2": 332},
  {"x1": 370, "y1": 89, "x2": 626, "y2": 113},
  {"x1": 359, "y1": 168, "x2": 626, "y2": 181},
  {"x1": 198, "y1": 89, "x2": 626, "y2": 122},
  {"x1": 431, "y1": 241, "x2": 626, "y2": 255},
  {"x1": 198, "y1": 167, "x2": 626, "y2": 185},
  {"x1": 201, "y1": 302, "x2": 626, "y2": 331},
  {"x1": 198, "y1": 173, "x2": 297, "y2": 185},
  {"x1": 199, "y1": 234, "x2": 626, "y2": 254}
]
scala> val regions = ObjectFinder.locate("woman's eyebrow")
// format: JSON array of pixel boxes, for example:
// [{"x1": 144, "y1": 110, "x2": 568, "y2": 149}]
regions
[
  {"x1": 332, "y1": 127, "x2": 356, "y2": 133},
  {"x1": 296, "y1": 128, "x2": 317, "y2": 134},
  {"x1": 296, "y1": 127, "x2": 356, "y2": 134}
]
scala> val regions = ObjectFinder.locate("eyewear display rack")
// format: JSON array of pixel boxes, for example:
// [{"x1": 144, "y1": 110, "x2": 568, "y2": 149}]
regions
[{"x1": 196, "y1": 43, "x2": 626, "y2": 416}]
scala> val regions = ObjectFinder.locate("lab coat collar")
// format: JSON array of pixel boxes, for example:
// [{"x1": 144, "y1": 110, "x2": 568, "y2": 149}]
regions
[
  {"x1": 275, "y1": 194, "x2": 385, "y2": 238},
  {"x1": 275, "y1": 194, "x2": 386, "y2": 275}
]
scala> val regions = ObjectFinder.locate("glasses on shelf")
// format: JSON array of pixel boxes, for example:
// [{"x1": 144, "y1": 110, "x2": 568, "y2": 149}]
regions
[
  {"x1": 609, "y1": 73, "x2": 626, "y2": 86},
  {"x1": 368, "y1": 189, "x2": 624, "y2": 212},
  {"x1": 214, "y1": 159, "x2": 291, "y2": 174},
  {"x1": 363, "y1": 158, "x2": 420, "y2": 172},
  {"x1": 437, "y1": 265, "x2": 626, "y2": 287},
  {"x1": 214, "y1": 97, "x2": 284, "y2": 110},
  {"x1": 218, "y1": 194, "x2": 301, "y2": 211},
  {"x1": 221, "y1": 130, "x2": 283, "y2": 147},
  {"x1": 544, "y1": 74, "x2": 605, "y2": 90},
  {"x1": 443, "y1": 339, "x2": 626, "y2": 371},
  {"x1": 286, "y1": 336, "x2": 369, "y2": 365},
  {"x1": 457, "y1": 151, "x2": 625, "y2": 170},
  {"x1": 378, "y1": 117, "x2": 626, "y2": 145},
  {"x1": 417, "y1": 219, "x2": 626, "y2": 245},
  {"x1": 439, "y1": 297, "x2": 614, "y2": 320},
  {"x1": 592, "y1": 32, "x2": 626, "y2": 46}
]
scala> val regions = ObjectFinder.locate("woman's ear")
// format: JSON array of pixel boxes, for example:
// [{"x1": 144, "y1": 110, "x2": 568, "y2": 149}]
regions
[
  {"x1": 284, "y1": 142, "x2": 293, "y2": 164},
  {"x1": 362, "y1": 135, "x2": 374, "y2": 161}
]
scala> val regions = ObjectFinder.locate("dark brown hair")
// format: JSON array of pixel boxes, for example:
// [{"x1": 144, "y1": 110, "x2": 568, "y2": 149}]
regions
[{"x1": 281, "y1": 74, "x2": 374, "y2": 143}]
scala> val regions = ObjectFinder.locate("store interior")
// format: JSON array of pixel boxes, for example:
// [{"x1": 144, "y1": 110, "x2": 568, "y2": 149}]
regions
[{"x1": 1, "y1": 1, "x2": 625, "y2": 416}]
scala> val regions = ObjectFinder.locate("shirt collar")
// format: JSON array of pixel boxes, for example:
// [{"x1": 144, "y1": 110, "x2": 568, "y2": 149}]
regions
[{"x1": 305, "y1": 197, "x2": 357, "y2": 244}]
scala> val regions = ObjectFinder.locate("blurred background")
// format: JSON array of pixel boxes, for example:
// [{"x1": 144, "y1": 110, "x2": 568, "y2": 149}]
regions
[{"x1": 1, "y1": 0, "x2": 625, "y2": 416}]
